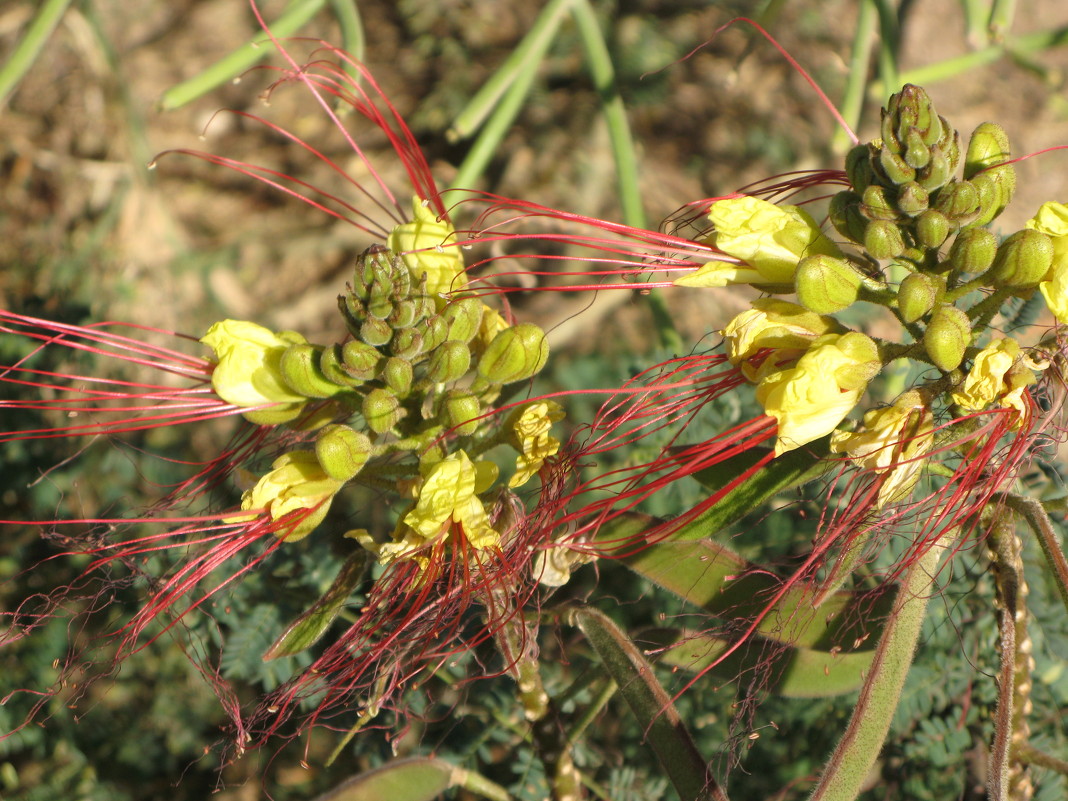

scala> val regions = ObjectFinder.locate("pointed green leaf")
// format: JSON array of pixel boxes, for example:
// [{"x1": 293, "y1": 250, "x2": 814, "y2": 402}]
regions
[
  {"x1": 263, "y1": 551, "x2": 367, "y2": 660},
  {"x1": 572, "y1": 608, "x2": 726, "y2": 801},
  {"x1": 313, "y1": 758, "x2": 454, "y2": 801},
  {"x1": 650, "y1": 628, "x2": 876, "y2": 698}
]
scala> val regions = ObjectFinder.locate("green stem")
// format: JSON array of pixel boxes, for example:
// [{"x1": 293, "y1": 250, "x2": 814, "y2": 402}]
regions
[
  {"x1": 871, "y1": 0, "x2": 901, "y2": 95},
  {"x1": 452, "y1": 767, "x2": 516, "y2": 801},
  {"x1": 570, "y1": 0, "x2": 681, "y2": 352},
  {"x1": 808, "y1": 534, "x2": 950, "y2": 801},
  {"x1": 832, "y1": 0, "x2": 877, "y2": 154},
  {"x1": 158, "y1": 0, "x2": 328, "y2": 111},
  {"x1": 1016, "y1": 743, "x2": 1068, "y2": 775},
  {"x1": 0, "y1": 0, "x2": 73, "y2": 108},
  {"x1": 447, "y1": 0, "x2": 573, "y2": 193},
  {"x1": 995, "y1": 493, "x2": 1068, "y2": 616},
  {"x1": 330, "y1": 0, "x2": 365, "y2": 67}
]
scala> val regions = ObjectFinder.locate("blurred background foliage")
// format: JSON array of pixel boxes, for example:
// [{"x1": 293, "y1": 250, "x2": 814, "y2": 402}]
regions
[{"x1": 3, "y1": 0, "x2": 1068, "y2": 799}]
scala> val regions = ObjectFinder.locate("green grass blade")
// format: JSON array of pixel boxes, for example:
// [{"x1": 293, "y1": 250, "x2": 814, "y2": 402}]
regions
[
  {"x1": 330, "y1": 0, "x2": 365, "y2": 66},
  {"x1": 0, "y1": 0, "x2": 73, "y2": 109},
  {"x1": 832, "y1": 0, "x2": 877, "y2": 154},
  {"x1": 158, "y1": 0, "x2": 328, "y2": 111}
]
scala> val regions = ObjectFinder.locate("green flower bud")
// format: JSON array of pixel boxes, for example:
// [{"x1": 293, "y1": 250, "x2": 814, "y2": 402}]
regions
[
  {"x1": 477, "y1": 323, "x2": 550, "y2": 385},
  {"x1": 846, "y1": 145, "x2": 876, "y2": 193},
  {"x1": 902, "y1": 128, "x2": 931, "y2": 170},
  {"x1": 879, "y1": 148, "x2": 916, "y2": 186},
  {"x1": 421, "y1": 315, "x2": 449, "y2": 354},
  {"x1": 864, "y1": 219, "x2": 906, "y2": 260},
  {"x1": 896, "y1": 181, "x2": 930, "y2": 217},
  {"x1": 338, "y1": 293, "x2": 366, "y2": 338},
  {"x1": 362, "y1": 388, "x2": 403, "y2": 434},
  {"x1": 426, "y1": 339, "x2": 472, "y2": 383},
  {"x1": 964, "y1": 121, "x2": 1011, "y2": 179},
  {"x1": 915, "y1": 209, "x2": 950, "y2": 249},
  {"x1": 319, "y1": 344, "x2": 361, "y2": 387},
  {"x1": 315, "y1": 424, "x2": 371, "y2": 481},
  {"x1": 897, "y1": 272, "x2": 942, "y2": 323},
  {"x1": 366, "y1": 282, "x2": 394, "y2": 320},
  {"x1": 391, "y1": 327, "x2": 425, "y2": 361},
  {"x1": 360, "y1": 316, "x2": 393, "y2": 348},
  {"x1": 381, "y1": 356, "x2": 414, "y2": 396},
  {"x1": 916, "y1": 144, "x2": 953, "y2": 192},
  {"x1": 880, "y1": 107, "x2": 901, "y2": 152},
  {"x1": 946, "y1": 228, "x2": 997, "y2": 274},
  {"x1": 441, "y1": 390, "x2": 482, "y2": 436},
  {"x1": 923, "y1": 305, "x2": 971, "y2": 371},
  {"x1": 970, "y1": 164, "x2": 1016, "y2": 227},
  {"x1": 829, "y1": 191, "x2": 867, "y2": 243},
  {"x1": 795, "y1": 254, "x2": 863, "y2": 314},
  {"x1": 895, "y1": 85, "x2": 940, "y2": 145},
  {"x1": 280, "y1": 344, "x2": 346, "y2": 399},
  {"x1": 985, "y1": 228, "x2": 1053, "y2": 289},
  {"x1": 342, "y1": 340, "x2": 383, "y2": 381},
  {"x1": 933, "y1": 180, "x2": 980, "y2": 226},
  {"x1": 861, "y1": 185, "x2": 899, "y2": 222},
  {"x1": 388, "y1": 299, "x2": 420, "y2": 330},
  {"x1": 442, "y1": 297, "x2": 484, "y2": 344}
]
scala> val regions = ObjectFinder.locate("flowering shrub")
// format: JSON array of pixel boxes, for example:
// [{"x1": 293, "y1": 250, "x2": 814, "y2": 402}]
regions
[{"x1": 4, "y1": 7, "x2": 1068, "y2": 801}]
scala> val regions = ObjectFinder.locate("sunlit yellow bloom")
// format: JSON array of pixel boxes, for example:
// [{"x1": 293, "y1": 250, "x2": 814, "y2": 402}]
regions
[
  {"x1": 757, "y1": 332, "x2": 881, "y2": 455},
  {"x1": 534, "y1": 545, "x2": 594, "y2": 587},
  {"x1": 366, "y1": 451, "x2": 500, "y2": 568},
  {"x1": 200, "y1": 320, "x2": 308, "y2": 415},
  {"x1": 951, "y1": 338, "x2": 1042, "y2": 421},
  {"x1": 676, "y1": 196, "x2": 843, "y2": 289},
  {"x1": 387, "y1": 198, "x2": 466, "y2": 298},
  {"x1": 720, "y1": 299, "x2": 840, "y2": 382},
  {"x1": 1025, "y1": 201, "x2": 1068, "y2": 323},
  {"x1": 507, "y1": 400, "x2": 565, "y2": 488},
  {"x1": 831, "y1": 392, "x2": 933, "y2": 508},
  {"x1": 235, "y1": 451, "x2": 344, "y2": 541}
]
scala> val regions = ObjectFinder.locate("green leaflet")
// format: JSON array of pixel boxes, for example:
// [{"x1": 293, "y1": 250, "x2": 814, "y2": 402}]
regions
[
  {"x1": 263, "y1": 550, "x2": 367, "y2": 660},
  {"x1": 649, "y1": 628, "x2": 875, "y2": 698},
  {"x1": 313, "y1": 758, "x2": 454, "y2": 801},
  {"x1": 571, "y1": 608, "x2": 726, "y2": 801}
]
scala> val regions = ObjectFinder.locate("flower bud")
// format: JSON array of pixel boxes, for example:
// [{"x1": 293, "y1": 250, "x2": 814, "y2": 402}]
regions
[
  {"x1": 795, "y1": 254, "x2": 862, "y2": 314},
  {"x1": 829, "y1": 191, "x2": 868, "y2": 244},
  {"x1": 391, "y1": 327, "x2": 425, "y2": 361},
  {"x1": 426, "y1": 339, "x2": 472, "y2": 383},
  {"x1": 896, "y1": 181, "x2": 929, "y2": 217},
  {"x1": 381, "y1": 356, "x2": 414, "y2": 396},
  {"x1": 896, "y1": 85, "x2": 941, "y2": 145},
  {"x1": 916, "y1": 143, "x2": 953, "y2": 192},
  {"x1": 923, "y1": 304, "x2": 971, "y2": 371},
  {"x1": 477, "y1": 323, "x2": 550, "y2": 385},
  {"x1": 970, "y1": 164, "x2": 1016, "y2": 227},
  {"x1": 933, "y1": 180, "x2": 980, "y2": 226},
  {"x1": 880, "y1": 107, "x2": 901, "y2": 151},
  {"x1": 421, "y1": 314, "x2": 449, "y2": 354},
  {"x1": 366, "y1": 283, "x2": 394, "y2": 320},
  {"x1": 861, "y1": 185, "x2": 899, "y2": 222},
  {"x1": 200, "y1": 320, "x2": 309, "y2": 410},
  {"x1": 864, "y1": 219, "x2": 906, "y2": 260},
  {"x1": 946, "y1": 227, "x2": 997, "y2": 274},
  {"x1": 441, "y1": 390, "x2": 482, "y2": 436},
  {"x1": 362, "y1": 387, "x2": 403, "y2": 434},
  {"x1": 279, "y1": 344, "x2": 346, "y2": 399},
  {"x1": 342, "y1": 340, "x2": 383, "y2": 381},
  {"x1": 902, "y1": 128, "x2": 931, "y2": 170},
  {"x1": 915, "y1": 209, "x2": 950, "y2": 249},
  {"x1": 315, "y1": 424, "x2": 371, "y2": 481},
  {"x1": 879, "y1": 148, "x2": 916, "y2": 185},
  {"x1": 442, "y1": 297, "x2": 485, "y2": 344},
  {"x1": 388, "y1": 299, "x2": 420, "y2": 330},
  {"x1": 360, "y1": 316, "x2": 393, "y2": 348},
  {"x1": 964, "y1": 122, "x2": 1011, "y2": 179},
  {"x1": 319, "y1": 344, "x2": 361, "y2": 387},
  {"x1": 846, "y1": 145, "x2": 876, "y2": 192},
  {"x1": 985, "y1": 228, "x2": 1053, "y2": 289},
  {"x1": 897, "y1": 272, "x2": 942, "y2": 323}
]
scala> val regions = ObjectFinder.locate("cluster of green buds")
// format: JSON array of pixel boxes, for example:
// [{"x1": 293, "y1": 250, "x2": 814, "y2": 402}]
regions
[
  {"x1": 680, "y1": 84, "x2": 1063, "y2": 498},
  {"x1": 202, "y1": 200, "x2": 559, "y2": 557}
]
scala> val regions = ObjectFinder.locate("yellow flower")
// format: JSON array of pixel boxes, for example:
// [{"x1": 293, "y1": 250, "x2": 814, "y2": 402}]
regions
[
  {"x1": 951, "y1": 338, "x2": 1042, "y2": 420},
  {"x1": 676, "y1": 196, "x2": 843, "y2": 289},
  {"x1": 1025, "y1": 201, "x2": 1068, "y2": 323},
  {"x1": 387, "y1": 198, "x2": 466, "y2": 298},
  {"x1": 830, "y1": 392, "x2": 933, "y2": 508},
  {"x1": 720, "y1": 299, "x2": 840, "y2": 382},
  {"x1": 507, "y1": 400, "x2": 566, "y2": 488},
  {"x1": 236, "y1": 451, "x2": 344, "y2": 541},
  {"x1": 200, "y1": 320, "x2": 308, "y2": 418},
  {"x1": 756, "y1": 332, "x2": 881, "y2": 455},
  {"x1": 367, "y1": 451, "x2": 500, "y2": 568}
]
